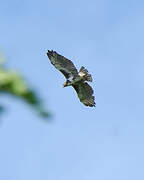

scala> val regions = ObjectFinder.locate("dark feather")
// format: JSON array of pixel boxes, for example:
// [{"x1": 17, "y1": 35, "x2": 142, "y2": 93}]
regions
[
  {"x1": 47, "y1": 50, "x2": 95, "y2": 107},
  {"x1": 59, "y1": 70, "x2": 70, "y2": 79},
  {"x1": 72, "y1": 82, "x2": 95, "y2": 107},
  {"x1": 47, "y1": 50, "x2": 78, "y2": 79}
]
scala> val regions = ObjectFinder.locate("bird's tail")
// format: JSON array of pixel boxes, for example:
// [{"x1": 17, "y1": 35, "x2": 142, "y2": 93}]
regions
[{"x1": 79, "y1": 66, "x2": 92, "y2": 82}]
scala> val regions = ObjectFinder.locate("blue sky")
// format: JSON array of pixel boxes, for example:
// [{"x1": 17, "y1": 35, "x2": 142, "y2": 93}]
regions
[{"x1": 0, "y1": 0, "x2": 144, "y2": 179}]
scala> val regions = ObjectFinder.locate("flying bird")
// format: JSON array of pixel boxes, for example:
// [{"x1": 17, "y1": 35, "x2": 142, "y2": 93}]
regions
[{"x1": 47, "y1": 50, "x2": 95, "y2": 107}]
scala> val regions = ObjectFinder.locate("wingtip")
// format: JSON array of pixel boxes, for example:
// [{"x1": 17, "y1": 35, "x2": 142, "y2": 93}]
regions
[
  {"x1": 93, "y1": 103, "x2": 96, "y2": 107},
  {"x1": 47, "y1": 50, "x2": 53, "y2": 53},
  {"x1": 47, "y1": 50, "x2": 57, "y2": 56},
  {"x1": 47, "y1": 50, "x2": 55, "y2": 59},
  {"x1": 83, "y1": 100, "x2": 96, "y2": 107},
  {"x1": 89, "y1": 103, "x2": 96, "y2": 107}
]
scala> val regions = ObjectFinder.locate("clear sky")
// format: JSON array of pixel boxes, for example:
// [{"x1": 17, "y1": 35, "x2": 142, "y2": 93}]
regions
[{"x1": 0, "y1": 0, "x2": 144, "y2": 179}]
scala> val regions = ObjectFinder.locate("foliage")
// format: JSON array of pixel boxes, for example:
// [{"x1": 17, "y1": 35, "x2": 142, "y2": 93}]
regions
[{"x1": 0, "y1": 54, "x2": 50, "y2": 118}]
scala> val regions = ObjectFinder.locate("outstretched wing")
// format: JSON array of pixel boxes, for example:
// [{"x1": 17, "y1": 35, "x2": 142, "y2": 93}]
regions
[
  {"x1": 72, "y1": 82, "x2": 95, "y2": 107},
  {"x1": 47, "y1": 50, "x2": 78, "y2": 79}
]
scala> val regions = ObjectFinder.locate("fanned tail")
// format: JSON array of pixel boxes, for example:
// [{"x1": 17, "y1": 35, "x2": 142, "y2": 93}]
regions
[{"x1": 79, "y1": 66, "x2": 92, "y2": 82}]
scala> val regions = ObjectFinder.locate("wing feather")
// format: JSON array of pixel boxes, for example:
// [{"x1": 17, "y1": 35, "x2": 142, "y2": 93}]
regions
[
  {"x1": 47, "y1": 50, "x2": 78, "y2": 79},
  {"x1": 72, "y1": 82, "x2": 95, "y2": 107}
]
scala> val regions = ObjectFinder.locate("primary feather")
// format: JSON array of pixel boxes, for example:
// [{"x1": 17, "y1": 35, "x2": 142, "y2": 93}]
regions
[
  {"x1": 72, "y1": 82, "x2": 95, "y2": 107},
  {"x1": 47, "y1": 50, "x2": 95, "y2": 107},
  {"x1": 47, "y1": 50, "x2": 78, "y2": 79}
]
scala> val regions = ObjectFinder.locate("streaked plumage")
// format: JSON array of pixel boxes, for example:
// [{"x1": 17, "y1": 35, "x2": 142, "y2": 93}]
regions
[{"x1": 47, "y1": 50, "x2": 95, "y2": 107}]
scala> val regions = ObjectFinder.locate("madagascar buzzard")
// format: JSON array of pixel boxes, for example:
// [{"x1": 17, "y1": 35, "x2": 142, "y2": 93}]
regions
[{"x1": 47, "y1": 50, "x2": 95, "y2": 107}]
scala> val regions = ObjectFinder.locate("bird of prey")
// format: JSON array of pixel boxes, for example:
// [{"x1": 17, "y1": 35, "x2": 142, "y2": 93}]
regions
[{"x1": 47, "y1": 50, "x2": 95, "y2": 107}]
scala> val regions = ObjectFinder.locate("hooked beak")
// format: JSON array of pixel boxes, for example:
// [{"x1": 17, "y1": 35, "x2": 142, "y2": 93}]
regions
[
  {"x1": 63, "y1": 80, "x2": 71, "y2": 87},
  {"x1": 63, "y1": 82, "x2": 67, "y2": 87}
]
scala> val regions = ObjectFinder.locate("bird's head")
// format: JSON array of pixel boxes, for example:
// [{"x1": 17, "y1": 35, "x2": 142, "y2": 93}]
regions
[{"x1": 63, "y1": 80, "x2": 71, "y2": 87}]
